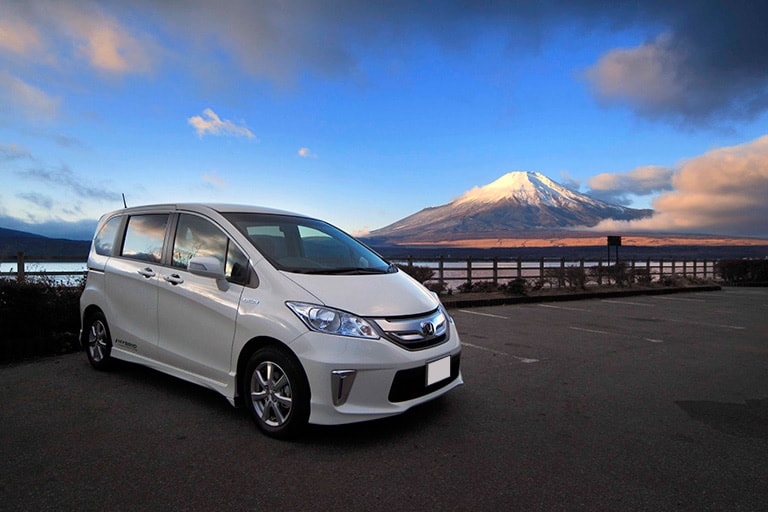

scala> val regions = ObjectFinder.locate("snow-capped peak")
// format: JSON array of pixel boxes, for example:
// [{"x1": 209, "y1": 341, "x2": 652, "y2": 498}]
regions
[{"x1": 455, "y1": 171, "x2": 588, "y2": 207}]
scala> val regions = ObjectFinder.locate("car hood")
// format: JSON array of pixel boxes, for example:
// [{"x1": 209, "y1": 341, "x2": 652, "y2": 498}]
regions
[{"x1": 281, "y1": 270, "x2": 439, "y2": 317}]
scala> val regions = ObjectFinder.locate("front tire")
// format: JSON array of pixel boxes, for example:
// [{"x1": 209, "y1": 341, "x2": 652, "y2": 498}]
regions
[
  {"x1": 83, "y1": 312, "x2": 113, "y2": 370},
  {"x1": 243, "y1": 346, "x2": 310, "y2": 439}
]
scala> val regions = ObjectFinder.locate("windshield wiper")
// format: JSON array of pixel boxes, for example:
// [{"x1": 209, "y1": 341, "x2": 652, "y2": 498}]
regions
[{"x1": 299, "y1": 267, "x2": 388, "y2": 275}]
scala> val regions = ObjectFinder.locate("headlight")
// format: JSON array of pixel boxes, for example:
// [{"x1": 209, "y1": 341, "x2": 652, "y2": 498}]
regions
[{"x1": 286, "y1": 302, "x2": 380, "y2": 339}]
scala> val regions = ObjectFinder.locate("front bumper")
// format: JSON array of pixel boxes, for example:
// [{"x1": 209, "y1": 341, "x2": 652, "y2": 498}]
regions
[{"x1": 289, "y1": 322, "x2": 463, "y2": 426}]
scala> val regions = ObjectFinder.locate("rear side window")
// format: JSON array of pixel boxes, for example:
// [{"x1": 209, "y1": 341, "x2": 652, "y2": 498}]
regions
[
  {"x1": 94, "y1": 216, "x2": 122, "y2": 256},
  {"x1": 121, "y1": 214, "x2": 169, "y2": 263}
]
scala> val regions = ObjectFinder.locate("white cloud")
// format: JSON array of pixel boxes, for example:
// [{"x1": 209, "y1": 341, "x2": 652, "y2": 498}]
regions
[
  {"x1": 584, "y1": 34, "x2": 686, "y2": 117},
  {"x1": 1, "y1": 1, "x2": 155, "y2": 75},
  {"x1": 0, "y1": 72, "x2": 60, "y2": 120},
  {"x1": 588, "y1": 165, "x2": 675, "y2": 205},
  {"x1": 188, "y1": 108, "x2": 255, "y2": 139},
  {"x1": 591, "y1": 136, "x2": 768, "y2": 237},
  {"x1": 0, "y1": 143, "x2": 32, "y2": 161},
  {"x1": 202, "y1": 173, "x2": 227, "y2": 189},
  {"x1": 298, "y1": 147, "x2": 317, "y2": 158},
  {"x1": 0, "y1": 17, "x2": 42, "y2": 55}
]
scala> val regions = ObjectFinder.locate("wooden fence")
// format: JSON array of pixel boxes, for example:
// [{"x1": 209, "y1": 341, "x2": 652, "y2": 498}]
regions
[
  {"x1": 2, "y1": 251, "x2": 719, "y2": 289},
  {"x1": 397, "y1": 256, "x2": 718, "y2": 290},
  {"x1": 0, "y1": 252, "x2": 86, "y2": 282}
]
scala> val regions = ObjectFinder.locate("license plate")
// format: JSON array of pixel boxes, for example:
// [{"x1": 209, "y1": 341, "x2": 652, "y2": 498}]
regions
[{"x1": 426, "y1": 356, "x2": 451, "y2": 386}]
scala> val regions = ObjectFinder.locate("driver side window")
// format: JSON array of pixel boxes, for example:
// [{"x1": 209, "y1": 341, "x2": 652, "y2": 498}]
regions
[{"x1": 173, "y1": 214, "x2": 250, "y2": 285}]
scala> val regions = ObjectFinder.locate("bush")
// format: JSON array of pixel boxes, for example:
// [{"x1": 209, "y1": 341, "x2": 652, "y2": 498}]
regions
[
  {"x1": 503, "y1": 278, "x2": 529, "y2": 295},
  {"x1": 716, "y1": 259, "x2": 768, "y2": 284},
  {"x1": 633, "y1": 268, "x2": 652, "y2": 285},
  {"x1": 457, "y1": 280, "x2": 499, "y2": 293},
  {"x1": 0, "y1": 277, "x2": 84, "y2": 363},
  {"x1": 543, "y1": 265, "x2": 587, "y2": 290}
]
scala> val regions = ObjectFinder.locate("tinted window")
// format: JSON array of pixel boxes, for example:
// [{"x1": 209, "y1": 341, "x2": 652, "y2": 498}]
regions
[
  {"x1": 226, "y1": 242, "x2": 250, "y2": 285},
  {"x1": 173, "y1": 214, "x2": 250, "y2": 285},
  {"x1": 94, "y1": 216, "x2": 122, "y2": 256},
  {"x1": 121, "y1": 214, "x2": 168, "y2": 263},
  {"x1": 172, "y1": 214, "x2": 228, "y2": 269}
]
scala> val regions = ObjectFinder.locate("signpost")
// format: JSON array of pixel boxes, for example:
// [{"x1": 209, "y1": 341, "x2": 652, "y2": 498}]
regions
[{"x1": 607, "y1": 236, "x2": 621, "y2": 267}]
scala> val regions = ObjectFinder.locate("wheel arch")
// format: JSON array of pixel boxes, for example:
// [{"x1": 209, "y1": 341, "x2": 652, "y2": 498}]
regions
[
  {"x1": 234, "y1": 336, "x2": 309, "y2": 407},
  {"x1": 80, "y1": 304, "x2": 105, "y2": 347}
]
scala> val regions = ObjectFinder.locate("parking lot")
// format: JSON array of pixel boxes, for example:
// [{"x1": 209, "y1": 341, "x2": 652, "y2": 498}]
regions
[{"x1": 2, "y1": 288, "x2": 767, "y2": 511}]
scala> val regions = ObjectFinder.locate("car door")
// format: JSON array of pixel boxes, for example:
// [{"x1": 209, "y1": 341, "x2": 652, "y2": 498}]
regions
[
  {"x1": 156, "y1": 213, "x2": 248, "y2": 385},
  {"x1": 104, "y1": 213, "x2": 169, "y2": 359}
]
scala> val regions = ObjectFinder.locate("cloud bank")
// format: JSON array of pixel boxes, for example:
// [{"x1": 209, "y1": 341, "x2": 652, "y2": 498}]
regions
[
  {"x1": 592, "y1": 136, "x2": 768, "y2": 237},
  {"x1": 3, "y1": 1, "x2": 768, "y2": 126},
  {"x1": 588, "y1": 165, "x2": 675, "y2": 206}
]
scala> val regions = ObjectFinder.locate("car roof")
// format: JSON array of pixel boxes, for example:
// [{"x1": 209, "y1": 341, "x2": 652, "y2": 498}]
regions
[{"x1": 107, "y1": 203, "x2": 306, "y2": 218}]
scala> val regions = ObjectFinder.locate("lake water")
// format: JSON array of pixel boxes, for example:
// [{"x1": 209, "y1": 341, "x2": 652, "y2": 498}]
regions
[{"x1": 0, "y1": 261, "x2": 87, "y2": 285}]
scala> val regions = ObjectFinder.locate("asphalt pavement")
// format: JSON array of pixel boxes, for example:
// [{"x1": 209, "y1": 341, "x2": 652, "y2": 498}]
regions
[{"x1": 1, "y1": 287, "x2": 766, "y2": 511}]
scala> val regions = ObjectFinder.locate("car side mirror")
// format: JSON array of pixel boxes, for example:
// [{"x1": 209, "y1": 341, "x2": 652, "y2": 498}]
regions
[{"x1": 188, "y1": 256, "x2": 229, "y2": 291}]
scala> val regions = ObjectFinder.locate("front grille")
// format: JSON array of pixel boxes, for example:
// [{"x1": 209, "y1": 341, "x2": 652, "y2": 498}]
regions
[
  {"x1": 373, "y1": 308, "x2": 450, "y2": 351},
  {"x1": 388, "y1": 352, "x2": 461, "y2": 403}
]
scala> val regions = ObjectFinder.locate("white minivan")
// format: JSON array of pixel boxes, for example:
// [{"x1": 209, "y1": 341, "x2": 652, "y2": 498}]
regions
[{"x1": 80, "y1": 204, "x2": 462, "y2": 438}]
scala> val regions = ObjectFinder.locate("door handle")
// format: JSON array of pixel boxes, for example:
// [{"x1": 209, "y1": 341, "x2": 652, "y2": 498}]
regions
[
  {"x1": 164, "y1": 274, "x2": 184, "y2": 285},
  {"x1": 137, "y1": 267, "x2": 155, "y2": 278}
]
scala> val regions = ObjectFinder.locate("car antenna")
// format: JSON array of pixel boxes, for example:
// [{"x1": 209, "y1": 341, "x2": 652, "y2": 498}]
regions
[{"x1": 122, "y1": 193, "x2": 128, "y2": 208}]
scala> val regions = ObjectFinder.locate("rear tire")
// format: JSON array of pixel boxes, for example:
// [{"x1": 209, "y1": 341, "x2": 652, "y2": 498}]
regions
[
  {"x1": 243, "y1": 346, "x2": 310, "y2": 439},
  {"x1": 83, "y1": 312, "x2": 113, "y2": 370}
]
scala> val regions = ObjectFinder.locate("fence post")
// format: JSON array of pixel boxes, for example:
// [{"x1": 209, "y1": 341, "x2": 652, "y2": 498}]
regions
[
  {"x1": 492, "y1": 257, "x2": 498, "y2": 287},
  {"x1": 682, "y1": 260, "x2": 687, "y2": 277},
  {"x1": 438, "y1": 256, "x2": 444, "y2": 290},
  {"x1": 559, "y1": 258, "x2": 565, "y2": 288},
  {"x1": 516, "y1": 257, "x2": 522, "y2": 279},
  {"x1": 597, "y1": 259, "x2": 603, "y2": 286},
  {"x1": 16, "y1": 251, "x2": 25, "y2": 282},
  {"x1": 539, "y1": 257, "x2": 545, "y2": 288},
  {"x1": 467, "y1": 257, "x2": 472, "y2": 288},
  {"x1": 407, "y1": 255, "x2": 413, "y2": 267},
  {"x1": 659, "y1": 258, "x2": 664, "y2": 280},
  {"x1": 647, "y1": 258, "x2": 651, "y2": 282}
]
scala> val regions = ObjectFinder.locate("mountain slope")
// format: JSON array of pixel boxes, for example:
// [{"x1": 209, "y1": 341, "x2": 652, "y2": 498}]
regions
[
  {"x1": 0, "y1": 227, "x2": 91, "y2": 259},
  {"x1": 367, "y1": 171, "x2": 652, "y2": 243}
]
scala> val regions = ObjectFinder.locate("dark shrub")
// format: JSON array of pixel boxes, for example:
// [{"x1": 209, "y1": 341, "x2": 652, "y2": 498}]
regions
[
  {"x1": 0, "y1": 277, "x2": 84, "y2": 363},
  {"x1": 503, "y1": 278, "x2": 529, "y2": 295},
  {"x1": 717, "y1": 259, "x2": 768, "y2": 284}
]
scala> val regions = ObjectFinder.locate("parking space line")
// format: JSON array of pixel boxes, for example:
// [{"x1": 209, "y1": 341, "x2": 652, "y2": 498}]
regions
[
  {"x1": 655, "y1": 296, "x2": 707, "y2": 303},
  {"x1": 457, "y1": 309, "x2": 510, "y2": 319},
  {"x1": 601, "y1": 299, "x2": 654, "y2": 307},
  {"x1": 569, "y1": 326, "x2": 612, "y2": 335},
  {"x1": 661, "y1": 317, "x2": 745, "y2": 331},
  {"x1": 571, "y1": 326, "x2": 665, "y2": 344},
  {"x1": 538, "y1": 304, "x2": 592, "y2": 312},
  {"x1": 462, "y1": 342, "x2": 539, "y2": 363},
  {"x1": 462, "y1": 342, "x2": 508, "y2": 355}
]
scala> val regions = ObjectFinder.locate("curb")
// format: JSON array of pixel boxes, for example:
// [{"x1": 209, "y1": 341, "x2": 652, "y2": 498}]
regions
[{"x1": 441, "y1": 285, "x2": 722, "y2": 309}]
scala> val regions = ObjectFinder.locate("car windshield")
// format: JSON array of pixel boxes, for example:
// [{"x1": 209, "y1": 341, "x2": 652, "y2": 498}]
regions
[{"x1": 222, "y1": 212, "x2": 395, "y2": 275}]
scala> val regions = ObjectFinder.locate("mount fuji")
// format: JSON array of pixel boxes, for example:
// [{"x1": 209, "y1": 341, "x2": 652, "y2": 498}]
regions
[{"x1": 366, "y1": 171, "x2": 652, "y2": 244}]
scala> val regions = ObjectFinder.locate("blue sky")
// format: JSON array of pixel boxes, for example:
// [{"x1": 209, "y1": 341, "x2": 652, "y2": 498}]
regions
[{"x1": 2, "y1": 0, "x2": 768, "y2": 240}]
